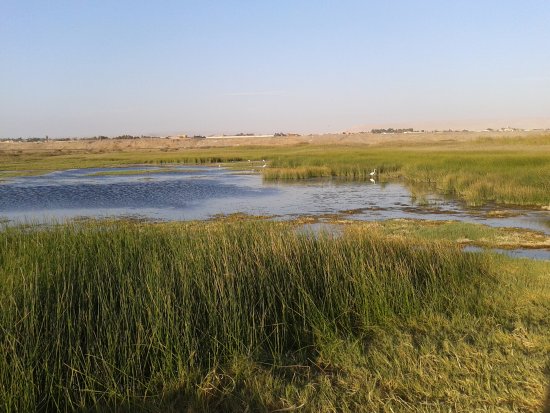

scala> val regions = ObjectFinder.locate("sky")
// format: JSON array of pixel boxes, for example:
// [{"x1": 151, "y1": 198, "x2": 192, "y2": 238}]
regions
[{"x1": 1, "y1": 1, "x2": 550, "y2": 138}]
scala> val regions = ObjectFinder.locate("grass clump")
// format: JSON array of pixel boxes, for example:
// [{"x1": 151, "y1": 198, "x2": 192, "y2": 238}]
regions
[
  {"x1": 0, "y1": 220, "x2": 500, "y2": 411},
  {"x1": 350, "y1": 219, "x2": 550, "y2": 250}
]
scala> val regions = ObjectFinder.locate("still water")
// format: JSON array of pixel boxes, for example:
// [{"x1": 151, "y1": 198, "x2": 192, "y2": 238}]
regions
[{"x1": 1, "y1": 166, "x2": 549, "y2": 237}]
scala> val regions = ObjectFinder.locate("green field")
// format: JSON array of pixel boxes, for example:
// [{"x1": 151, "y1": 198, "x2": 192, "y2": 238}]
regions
[{"x1": 1, "y1": 220, "x2": 549, "y2": 412}]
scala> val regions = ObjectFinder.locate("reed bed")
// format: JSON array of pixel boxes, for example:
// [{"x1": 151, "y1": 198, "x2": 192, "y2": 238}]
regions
[
  {"x1": 263, "y1": 148, "x2": 550, "y2": 206},
  {"x1": 2, "y1": 135, "x2": 549, "y2": 206},
  {"x1": 0, "y1": 220, "x2": 494, "y2": 411}
]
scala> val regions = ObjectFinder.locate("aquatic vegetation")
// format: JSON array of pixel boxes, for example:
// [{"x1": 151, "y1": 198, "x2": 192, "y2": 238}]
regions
[
  {"x1": 262, "y1": 142, "x2": 550, "y2": 207},
  {"x1": 84, "y1": 168, "x2": 202, "y2": 176},
  {"x1": 343, "y1": 219, "x2": 550, "y2": 250},
  {"x1": 1, "y1": 134, "x2": 549, "y2": 206},
  {"x1": 1, "y1": 220, "x2": 549, "y2": 411}
]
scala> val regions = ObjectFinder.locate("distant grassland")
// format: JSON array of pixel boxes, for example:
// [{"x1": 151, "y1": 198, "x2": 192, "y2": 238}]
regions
[
  {"x1": 1, "y1": 134, "x2": 549, "y2": 206},
  {"x1": 1, "y1": 220, "x2": 549, "y2": 411}
]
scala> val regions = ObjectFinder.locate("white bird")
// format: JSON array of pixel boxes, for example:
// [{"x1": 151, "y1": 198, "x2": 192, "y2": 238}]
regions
[
  {"x1": 262, "y1": 163, "x2": 267, "y2": 168},
  {"x1": 370, "y1": 168, "x2": 376, "y2": 177},
  {"x1": 370, "y1": 178, "x2": 375, "y2": 184}
]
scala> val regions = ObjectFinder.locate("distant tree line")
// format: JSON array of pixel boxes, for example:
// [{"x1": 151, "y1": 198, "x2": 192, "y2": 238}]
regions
[
  {"x1": 0, "y1": 137, "x2": 49, "y2": 142},
  {"x1": 112, "y1": 135, "x2": 156, "y2": 140},
  {"x1": 274, "y1": 132, "x2": 300, "y2": 137},
  {"x1": 371, "y1": 128, "x2": 414, "y2": 134},
  {"x1": 0, "y1": 135, "x2": 159, "y2": 142}
]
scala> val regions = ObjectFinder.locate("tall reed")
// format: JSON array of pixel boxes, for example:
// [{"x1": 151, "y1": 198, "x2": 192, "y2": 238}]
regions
[{"x1": 0, "y1": 221, "x2": 492, "y2": 410}]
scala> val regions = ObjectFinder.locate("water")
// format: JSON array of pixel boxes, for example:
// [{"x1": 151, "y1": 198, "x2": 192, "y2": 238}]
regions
[
  {"x1": 1, "y1": 166, "x2": 549, "y2": 237},
  {"x1": 463, "y1": 246, "x2": 550, "y2": 261}
]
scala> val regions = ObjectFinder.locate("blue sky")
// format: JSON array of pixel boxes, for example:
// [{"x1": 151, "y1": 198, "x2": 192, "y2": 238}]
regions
[{"x1": 1, "y1": 1, "x2": 549, "y2": 137}]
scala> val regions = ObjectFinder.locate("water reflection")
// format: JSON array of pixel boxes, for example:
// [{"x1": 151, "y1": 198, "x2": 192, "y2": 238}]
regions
[{"x1": 0, "y1": 166, "x2": 548, "y2": 235}]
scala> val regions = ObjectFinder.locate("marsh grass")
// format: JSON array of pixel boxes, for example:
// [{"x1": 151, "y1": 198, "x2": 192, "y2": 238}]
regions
[
  {"x1": 263, "y1": 145, "x2": 550, "y2": 207},
  {"x1": 348, "y1": 219, "x2": 550, "y2": 249},
  {"x1": 1, "y1": 135, "x2": 549, "y2": 206},
  {"x1": 0, "y1": 220, "x2": 498, "y2": 411},
  {"x1": 84, "y1": 168, "x2": 201, "y2": 177}
]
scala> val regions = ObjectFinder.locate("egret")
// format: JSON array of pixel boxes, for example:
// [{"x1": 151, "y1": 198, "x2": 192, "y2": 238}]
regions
[
  {"x1": 370, "y1": 168, "x2": 376, "y2": 177},
  {"x1": 370, "y1": 178, "x2": 375, "y2": 184}
]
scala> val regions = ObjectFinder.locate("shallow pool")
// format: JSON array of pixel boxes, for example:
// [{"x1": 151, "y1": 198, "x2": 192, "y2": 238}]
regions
[{"x1": 1, "y1": 166, "x2": 548, "y2": 236}]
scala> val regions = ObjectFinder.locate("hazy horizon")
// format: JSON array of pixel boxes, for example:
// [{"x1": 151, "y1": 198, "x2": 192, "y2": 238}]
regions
[{"x1": 2, "y1": 1, "x2": 549, "y2": 138}]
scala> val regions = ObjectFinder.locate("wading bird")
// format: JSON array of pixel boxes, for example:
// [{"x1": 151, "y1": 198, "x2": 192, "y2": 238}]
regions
[{"x1": 370, "y1": 168, "x2": 376, "y2": 177}]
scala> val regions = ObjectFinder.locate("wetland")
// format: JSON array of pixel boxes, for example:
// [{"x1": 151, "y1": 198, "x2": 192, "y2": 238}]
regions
[
  {"x1": 1, "y1": 164, "x2": 548, "y2": 233},
  {"x1": 1, "y1": 132, "x2": 549, "y2": 412}
]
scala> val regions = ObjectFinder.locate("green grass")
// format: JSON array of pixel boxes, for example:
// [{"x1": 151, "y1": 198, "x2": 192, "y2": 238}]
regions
[
  {"x1": 84, "y1": 168, "x2": 201, "y2": 177},
  {"x1": 1, "y1": 134, "x2": 549, "y2": 206},
  {"x1": 345, "y1": 219, "x2": 550, "y2": 250},
  {"x1": 1, "y1": 220, "x2": 549, "y2": 411},
  {"x1": 0, "y1": 146, "x2": 267, "y2": 173},
  {"x1": 262, "y1": 141, "x2": 550, "y2": 207}
]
